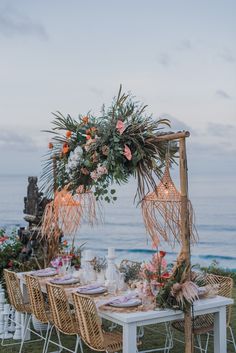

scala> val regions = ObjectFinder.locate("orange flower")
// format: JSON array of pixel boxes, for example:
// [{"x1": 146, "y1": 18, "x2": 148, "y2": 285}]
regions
[
  {"x1": 82, "y1": 116, "x2": 89, "y2": 124},
  {"x1": 48, "y1": 142, "x2": 53, "y2": 149},
  {"x1": 63, "y1": 240, "x2": 68, "y2": 246},
  {"x1": 62, "y1": 143, "x2": 69, "y2": 154},
  {"x1": 66, "y1": 130, "x2": 72, "y2": 138}
]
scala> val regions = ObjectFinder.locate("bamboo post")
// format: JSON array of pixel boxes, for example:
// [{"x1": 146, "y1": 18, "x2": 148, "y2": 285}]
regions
[{"x1": 179, "y1": 137, "x2": 193, "y2": 353}]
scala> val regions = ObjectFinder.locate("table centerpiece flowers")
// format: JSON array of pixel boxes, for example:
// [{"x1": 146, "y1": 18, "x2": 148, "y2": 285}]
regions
[{"x1": 140, "y1": 250, "x2": 171, "y2": 284}]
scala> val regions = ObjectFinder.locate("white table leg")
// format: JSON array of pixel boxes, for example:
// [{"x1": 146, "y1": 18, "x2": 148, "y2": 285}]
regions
[
  {"x1": 214, "y1": 306, "x2": 226, "y2": 353},
  {"x1": 123, "y1": 322, "x2": 137, "y2": 353}
]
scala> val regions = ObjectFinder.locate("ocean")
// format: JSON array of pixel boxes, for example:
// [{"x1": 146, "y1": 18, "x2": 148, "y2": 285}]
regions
[{"x1": 0, "y1": 174, "x2": 235, "y2": 270}]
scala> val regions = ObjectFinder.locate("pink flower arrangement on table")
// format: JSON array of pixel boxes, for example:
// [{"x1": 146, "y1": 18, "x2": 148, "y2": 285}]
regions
[
  {"x1": 50, "y1": 257, "x2": 63, "y2": 269},
  {"x1": 140, "y1": 250, "x2": 171, "y2": 284}
]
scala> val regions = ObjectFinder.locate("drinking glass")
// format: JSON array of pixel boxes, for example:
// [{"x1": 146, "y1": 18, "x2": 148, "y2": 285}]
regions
[
  {"x1": 62, "y1": 256, "x2": 71, "y2": 273},
  {"x1": 118, "y1": 273, "x2": 126, "y2": 291},
  {"x1": 106, "y1": 280, "x2": 117, "y2": 294}
]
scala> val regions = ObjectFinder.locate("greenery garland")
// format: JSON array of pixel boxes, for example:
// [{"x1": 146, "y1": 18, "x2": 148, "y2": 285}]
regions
[{"x1": 41, "y1": 86, "x2": 177, "y2": 202}]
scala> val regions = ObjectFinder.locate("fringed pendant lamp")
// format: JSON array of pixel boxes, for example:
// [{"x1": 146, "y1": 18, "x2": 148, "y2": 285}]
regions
[
  {"x1": 41, "y1": 185, "x2": 97, "y2": 239},
  {"x1": 142, "y1": 159, "x2": 197, "y2": 247}
]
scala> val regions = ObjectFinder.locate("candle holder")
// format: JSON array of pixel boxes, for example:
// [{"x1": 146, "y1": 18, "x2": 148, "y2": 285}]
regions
[{"x1": 0, "y1": 304, "x2": 13, "y2": 339}]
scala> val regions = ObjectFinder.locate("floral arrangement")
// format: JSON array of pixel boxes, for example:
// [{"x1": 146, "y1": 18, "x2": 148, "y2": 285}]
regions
[
  {"x1": 0, "y1": 228, "x2": 38, "y2": 281},
  {"x1": 91, "y1": 256, "x2": 107, "y2": 273},
  {"x1": 139, "y1": 250, "x2": 171, "y2": 284},
  {"x1": 0, "y1": 229, "x2": 22, "y2": 280},
  {"x1": 41, "y1": 86, "x2": 177, "y2": 203},
  {"x1": 156, "y1": 261, "x2": 200, "y2": 311},
  {"x1": 119, "y1": 261, "x2": 142, "y2": 283},
  {"x1": 50, "y1": 241, "x2": 85, "y2": 270}
]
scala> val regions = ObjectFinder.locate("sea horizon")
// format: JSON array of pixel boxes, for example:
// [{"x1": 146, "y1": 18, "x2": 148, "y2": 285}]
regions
[{"x1": 0, "y1": 173, "x2": 236, "y2": 271}]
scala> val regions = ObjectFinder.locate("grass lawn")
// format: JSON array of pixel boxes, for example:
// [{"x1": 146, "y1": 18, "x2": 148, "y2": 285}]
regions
[{"x1": 1, "y1": 288, "x2": 235, "y2": 353}]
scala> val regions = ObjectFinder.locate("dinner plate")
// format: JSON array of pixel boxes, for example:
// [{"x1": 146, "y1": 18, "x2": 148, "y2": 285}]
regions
[
  {"x1": 77, "y1": 286, "x2": 107, "y2": 295},
  {"x1": 32, "y1": 270, "x2": 57, "y2": 277},
  {"x1": 109, "y1": 298, "x2": 142, "y2": 308},
  {"x1": 50, "y1": 278, "x2": 80, "y2": 285}
]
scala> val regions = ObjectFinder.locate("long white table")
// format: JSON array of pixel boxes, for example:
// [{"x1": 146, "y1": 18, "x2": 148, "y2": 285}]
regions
[
  {"x1": 99, "y1": 296, "x2": 233, "y2": 353},
  {"x1": 17, "y1": 272, "x2": 233, "y2": 353}
]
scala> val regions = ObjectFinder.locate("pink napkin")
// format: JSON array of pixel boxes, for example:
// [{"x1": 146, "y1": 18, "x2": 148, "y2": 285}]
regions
[
  {"x1": 32, "y1": 268, "x2": 55, "y2": 275},
  {"x1": 77, "y1": 284, "x2": 103, "y2": 293},
  {"x1": 107, "y1": 293, "x2": 137, "y2": 305},
  {"x1": 51, "y1": 275, "x2": 72, "y2": 284}
]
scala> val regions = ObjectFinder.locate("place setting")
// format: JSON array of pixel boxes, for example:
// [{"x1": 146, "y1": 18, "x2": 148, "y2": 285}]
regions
[
  {"x1": 50, "y1": 275, "x2": 80, "y2": 286},
  {"x1": 31, "y1": 267, "x2": 57, "y2": 278}
]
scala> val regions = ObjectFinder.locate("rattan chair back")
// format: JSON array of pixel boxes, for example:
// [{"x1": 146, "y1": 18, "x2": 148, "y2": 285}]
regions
[
  {"x1": 206, "y1": 273, "x2": 233, "y2": 326},
  {"x1": 25, "y1": 274, "x2": 48, "y2": 323},
  {"x1": 3, "y1": 269, "x2": 28, "y2": 313},
  {"x1": 72, "y1": 293, "x2": 105, "y2": 350},
  {"x1": 46, "y1": 283, "x2": 77, "y2": 335},
  {"x1": 172, "y1": 273, "x2": 234, "y2": 335}
]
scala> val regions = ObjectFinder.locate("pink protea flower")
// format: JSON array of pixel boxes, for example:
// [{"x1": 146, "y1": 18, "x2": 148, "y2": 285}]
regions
[
  {"x1": 90, "y1": 170, "x2": 98, "y2": 180},
  {"x1": 116, "y1": 120, "x2": 125, "y2": 135},
  {"x1": 123, "y1": 145, "x2": 132, "y2": 160},
  {"x1": 96, "y1": 164, "x2": 108, "y2": 176}
]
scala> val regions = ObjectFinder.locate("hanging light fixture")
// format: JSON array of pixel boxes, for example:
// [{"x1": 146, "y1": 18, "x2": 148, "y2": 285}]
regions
[
  {"x1": 142, "y1": 156, "x2": 197, "y2": 247},
  {"x1": 41, "y1": 186, "x2": 97, "y2": 239}
]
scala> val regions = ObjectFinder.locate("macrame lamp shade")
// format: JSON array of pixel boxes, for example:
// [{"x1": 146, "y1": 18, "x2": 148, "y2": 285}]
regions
[
  {"x1": 142, "y1": 164, "x2": 197, "y2": 247},
  {"x1": 41, "y1": 186, "x2": 97, "y2": 238}
]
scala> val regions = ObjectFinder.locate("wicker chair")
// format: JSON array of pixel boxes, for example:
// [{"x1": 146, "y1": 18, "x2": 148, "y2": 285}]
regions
[
  {"x1": 3, "y1": 269, "x2": 42, "y2": 351},
  {"x1": 24, "y1": 274, "x2": 62, "y2": 353},
  {"x1": 45, "y1": 283, "x2": 83, "y2": 353},
  {"x1": 72, "y1": 292, "x2": 123, "y2": 352},
  {"x1": 172, "y1": 273, "x2": 235, "y2": 353},
  {"x1": 4, "y1": 269, "x2": 32, "y2": 315}
]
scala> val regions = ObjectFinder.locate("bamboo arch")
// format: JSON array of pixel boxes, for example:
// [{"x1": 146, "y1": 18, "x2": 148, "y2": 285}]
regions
[{"x1": 44, "y1": 130, "x2": 194, "y2": 353}]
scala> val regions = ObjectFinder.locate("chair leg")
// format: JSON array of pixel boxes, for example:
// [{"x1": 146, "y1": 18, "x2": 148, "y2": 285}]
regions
[
  {"x1": 55, "y1": 328, "x2": 63, "y2": 353},
  {"x1": 78, "y1": 336, "x2": 84, "y2": 353},
  {"x1": 19, "y1": 313, "x2": 32, "y2": 353},
  {"x1": 229, "y1": 325, "x2": 236, "y2": 352},
  {"x1": 137, "y1": 326, "x2": 144, "y2": 338},
  {"x1": 42, "y1": 323, "x2": 51, "y2": 353},
  {"x1": 164, "y1": 322, "x2": 174, "y2": 353},
  {"x1": 44, "y1": 324, "x2": 54, "y2": 353},
  {"x1": 74, "y1": 334, "x2": 83, "y2": 353},
  {"x1": 204, "y1": 333, "x2": 210, "y2": 353},
  {"x1": 196, "y1": 334, "x2": 205, "y2": 353},
  {"x1": 109, "y1": 322, "x2": 118, "y2": 331}
]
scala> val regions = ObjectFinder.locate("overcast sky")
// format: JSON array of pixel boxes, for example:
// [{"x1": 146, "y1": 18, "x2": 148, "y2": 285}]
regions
[{"x1": 0, "y1": 0, "x2": 235, "y2": 178}]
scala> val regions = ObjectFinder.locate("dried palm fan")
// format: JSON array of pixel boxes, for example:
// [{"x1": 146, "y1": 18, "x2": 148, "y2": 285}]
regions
[
  {"x1": 142, "y1": 161, "x2": 198, "y2": 247},
  {"x1": 41, "y1": 185, "x2": 97, "y2": 238}
]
